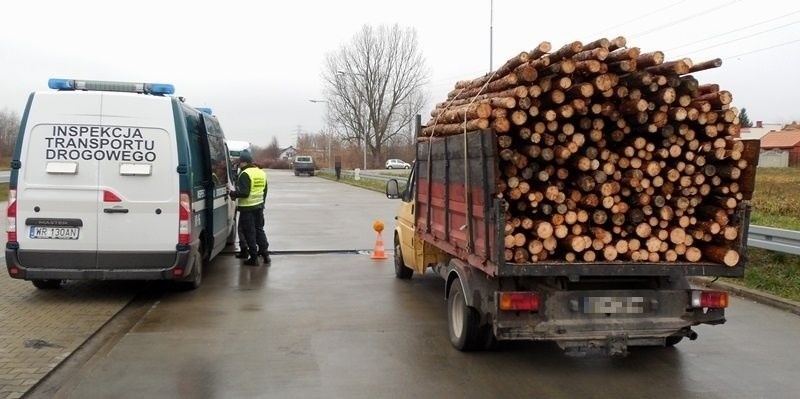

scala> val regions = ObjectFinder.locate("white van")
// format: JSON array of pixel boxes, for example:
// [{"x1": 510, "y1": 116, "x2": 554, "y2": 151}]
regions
[
  {"x1": 226, "y1": 140, "x2": 251, "y2": 164},
  {"x1": 5, "y1": 79, "x2": 237, "y2": 290}
]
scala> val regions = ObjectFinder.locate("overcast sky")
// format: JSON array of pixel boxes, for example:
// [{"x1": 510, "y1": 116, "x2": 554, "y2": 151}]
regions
[{"x1": 2, "y1": 0, "x2": 798, "y2": 148}]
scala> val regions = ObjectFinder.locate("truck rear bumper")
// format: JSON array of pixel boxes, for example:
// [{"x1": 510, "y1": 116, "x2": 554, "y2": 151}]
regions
[
  {"x1": 493, "y1": 288, "x2": 725, "y2": 346},
  {"x1": 494, "y1": 315, "x2": 721, "y2": 342}
]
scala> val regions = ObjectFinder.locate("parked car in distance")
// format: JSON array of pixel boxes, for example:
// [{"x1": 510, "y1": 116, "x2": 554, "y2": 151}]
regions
[
  {"x1": 293, "y1": 155, "x2": 315, "y2": 176},
  {"x1": 385, "y1": 159, "x2": 411, "y2": 169}
]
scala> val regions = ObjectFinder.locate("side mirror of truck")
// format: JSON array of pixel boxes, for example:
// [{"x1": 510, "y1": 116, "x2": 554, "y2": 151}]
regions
[{"x1": 386, "y1": 179, "x2": 400, "y2": 199}]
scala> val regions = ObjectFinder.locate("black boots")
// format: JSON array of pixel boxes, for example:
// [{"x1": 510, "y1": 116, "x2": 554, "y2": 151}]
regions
[{"x1": 243, "y1": 256, "x2": 259, "y2": 266}]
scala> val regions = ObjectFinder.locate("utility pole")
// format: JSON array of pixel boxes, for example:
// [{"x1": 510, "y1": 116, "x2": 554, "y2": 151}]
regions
[{"x1": 489, "y1": 0, "x2": 494, "y2": 71}]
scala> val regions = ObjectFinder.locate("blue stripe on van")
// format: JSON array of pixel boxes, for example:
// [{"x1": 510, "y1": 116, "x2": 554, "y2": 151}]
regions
[{"x1": 9, "y1": 93, "x2": 35, "y2": 188}]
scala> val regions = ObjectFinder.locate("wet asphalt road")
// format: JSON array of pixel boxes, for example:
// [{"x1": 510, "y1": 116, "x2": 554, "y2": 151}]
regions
[{"x1": 30, "y1": 170, "x2": 800, "y2": 399}]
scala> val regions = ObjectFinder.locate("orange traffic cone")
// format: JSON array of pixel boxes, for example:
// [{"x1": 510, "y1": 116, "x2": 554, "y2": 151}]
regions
[{"x1": 371, "y1": 231, "x2": 388, "y2": 260}]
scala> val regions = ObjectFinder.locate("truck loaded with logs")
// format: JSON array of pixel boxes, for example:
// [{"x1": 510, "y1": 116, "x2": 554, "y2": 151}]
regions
[{"x1": 385, "y1": 37, "x2": 760, "y2": 356}]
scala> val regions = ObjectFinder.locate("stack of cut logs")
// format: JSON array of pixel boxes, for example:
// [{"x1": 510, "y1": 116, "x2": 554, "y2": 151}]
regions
[{"x1": 423, "y1": 37, "x2": 752, "y2": 266}]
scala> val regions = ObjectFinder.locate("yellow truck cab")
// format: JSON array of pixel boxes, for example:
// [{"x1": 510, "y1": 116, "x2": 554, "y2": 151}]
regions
[{"x1": 386, "y1": 164, "x2": 448, "y2": 279}]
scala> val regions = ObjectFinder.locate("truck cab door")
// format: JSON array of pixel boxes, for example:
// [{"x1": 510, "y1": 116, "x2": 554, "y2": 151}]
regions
[{"x1": 395, "y1": 163, "x2": 446, "y2": 274}]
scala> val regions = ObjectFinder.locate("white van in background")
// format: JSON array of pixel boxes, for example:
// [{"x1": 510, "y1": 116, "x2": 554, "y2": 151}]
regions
[{"x1": 5, "y1": 78, "x2": 236, "y2": 290}]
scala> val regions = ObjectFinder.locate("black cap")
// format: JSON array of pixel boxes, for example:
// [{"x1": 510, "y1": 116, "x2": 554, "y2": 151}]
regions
[{"x1": 239, "y1": 150, "x2": 253, "y2": 163}]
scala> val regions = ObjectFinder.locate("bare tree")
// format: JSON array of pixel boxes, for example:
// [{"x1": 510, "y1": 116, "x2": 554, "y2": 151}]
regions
[
  {"x1": 0, "y1": 108, "x2": 20, "y2": 158},
  {"x1": 265, "y1": 136, "x2": 281, "y2": 159},
  {"x1": 323, "y1": 24, "x2": 429, "y2": 168}
]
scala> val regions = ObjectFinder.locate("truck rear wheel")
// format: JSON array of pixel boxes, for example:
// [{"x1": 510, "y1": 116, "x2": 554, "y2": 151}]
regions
[
  {"x1": 394, "y1": 236, "x2": 413, "y2": 279},
  {"x1": 448, "y1": 279, "x2": 481, "y2": 351}
]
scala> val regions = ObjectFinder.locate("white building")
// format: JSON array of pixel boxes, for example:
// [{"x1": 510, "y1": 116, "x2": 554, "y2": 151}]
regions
[
  {"x1": 738, "y1": 121, "x2": 783, "y2": 141},
  {"x1": 279, "y1": 146, "x2": 297, "y2": 161}
]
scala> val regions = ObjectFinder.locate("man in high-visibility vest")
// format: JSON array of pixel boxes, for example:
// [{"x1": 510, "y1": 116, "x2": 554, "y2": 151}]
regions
[{"x1": 227, "y1": 150, "x2": 269, "y2": 266}]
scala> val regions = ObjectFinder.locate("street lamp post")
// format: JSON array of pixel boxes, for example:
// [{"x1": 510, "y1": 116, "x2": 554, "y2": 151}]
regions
[{"x1": 309, "y1": 99, "x2": 333, "y2": 168}]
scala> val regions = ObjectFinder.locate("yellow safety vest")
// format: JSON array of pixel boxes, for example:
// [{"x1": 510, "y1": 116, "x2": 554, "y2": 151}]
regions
[{"x1": 238, "y1": 167, "x2": 267, "y2": 207}]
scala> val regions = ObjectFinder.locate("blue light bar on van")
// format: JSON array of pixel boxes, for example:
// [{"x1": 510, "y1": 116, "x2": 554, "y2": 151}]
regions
[
  {"x1": 48, "y1": 79, "x2": 73, "y2": 90},
  {"x1": 196, "y1": 107, "x2": 213, "y2": 115},
  {"x1": 47, "y1": 78, "x2": 175, "y2": 95},
  {"x1": 149, "y1": 83, "x2": 175, "y2": 95}
]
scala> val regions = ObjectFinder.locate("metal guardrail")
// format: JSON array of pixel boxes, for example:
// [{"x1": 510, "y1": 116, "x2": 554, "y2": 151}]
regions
[
  {"x1": 747, "y1": 225, "x2": 800, "y2": 255},
  {"x1": 321, "y1": 169, "x2": 407, "y2": 184}
]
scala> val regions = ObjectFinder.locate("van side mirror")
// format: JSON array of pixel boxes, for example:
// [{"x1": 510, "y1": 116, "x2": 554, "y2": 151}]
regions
[{"x1": 386, "y1": 179, "x2": 400, "y2": 199}]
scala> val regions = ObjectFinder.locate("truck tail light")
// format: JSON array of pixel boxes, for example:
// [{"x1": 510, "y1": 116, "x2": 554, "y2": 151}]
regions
[
  {"x1": 178, "y1": 192, "x2": 191, "y2": 245},
  {"x1": 499, "y1": 292, "x2": 540, "y2": 311},
  {"x1": 691, "y1": 290, "x2": 729, "y2": 309},
  {"x1": 7, "y1": 189, "x2": 16, "y2": 242}
]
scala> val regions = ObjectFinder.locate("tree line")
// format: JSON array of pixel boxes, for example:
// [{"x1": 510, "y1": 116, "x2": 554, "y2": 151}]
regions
[
  {"x1": 1, "y1": 108, "x2": 21, "y2": 163},
  {"x1": 250, "y1": 130, "x2": 415, "y2": 170}
]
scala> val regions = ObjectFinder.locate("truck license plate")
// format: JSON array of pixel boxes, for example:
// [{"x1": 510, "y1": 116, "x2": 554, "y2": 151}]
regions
[
  {"x1": 29, "y1": 226, "x2": 80, "y2": 240},
  {"x1": 583, "y1": 297, "x2": 644, "y2": 314}
]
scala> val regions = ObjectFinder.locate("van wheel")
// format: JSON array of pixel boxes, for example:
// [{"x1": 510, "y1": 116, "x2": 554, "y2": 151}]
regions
[
  {"x1": 178, "y1": 245, "x2": 204, "y2": 291},
  {"x1": 448, "y1": 278, "x2": 481, "y2": 351},
  {"x1": 394, "y1": 236, "x2": 412, "y2": 279},
  {"x1": 32, "y1": 279, "x2": 62, "y2": 290}
]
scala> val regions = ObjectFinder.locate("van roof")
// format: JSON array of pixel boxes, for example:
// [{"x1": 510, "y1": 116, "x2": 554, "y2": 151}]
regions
[
  {"x1": 48, "y1": 78, "x2": 175, "y2": 95},
  {"x1": 227, "y1": 140, "x2": 251, "y2": 151}
]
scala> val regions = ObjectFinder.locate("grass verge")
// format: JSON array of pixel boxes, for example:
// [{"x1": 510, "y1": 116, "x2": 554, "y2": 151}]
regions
[
  {"x1": 724, "y1": 248, "x2": 800, "y2": 302},
  {"x1": 317, "y1": 170, "x2": 409, "y2": 194},
  {"x1": 0, "y1": 182, "x2": 7, "y2": 202}
]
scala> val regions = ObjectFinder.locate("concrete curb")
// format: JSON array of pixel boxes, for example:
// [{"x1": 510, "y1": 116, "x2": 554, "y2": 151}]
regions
[{"x1": 690, "y1": 277, "x2": 800, "y2": 317}]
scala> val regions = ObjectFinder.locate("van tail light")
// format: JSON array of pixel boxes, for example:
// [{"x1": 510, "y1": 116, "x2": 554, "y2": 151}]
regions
[
  {"x1": 103, "y1": 190, "x2": 122, "y2": 202},
  {"x1": 498, "y1": 291, "x2": 540, "y2": 312},
  {"x1": 178, "y1": 192, "x2": 191, "y2": 245},
  {"x1": 7, "y1": 189, "x2": 17, "y2": 242},
  {"x1": 691, "y1": 290, "x2": 729, "y2": 309}
]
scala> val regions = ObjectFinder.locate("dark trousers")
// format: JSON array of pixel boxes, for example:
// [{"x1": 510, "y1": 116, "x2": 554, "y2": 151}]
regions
[
  {"x1": 239, "y1": 208, "x2": 268, "y2": 258},
  {"x1": 237, "y1": 215, "x2": 248, "y2": 252},
  {"x1": 335, "y1": 166, "x2": 341, "y2": 180}
]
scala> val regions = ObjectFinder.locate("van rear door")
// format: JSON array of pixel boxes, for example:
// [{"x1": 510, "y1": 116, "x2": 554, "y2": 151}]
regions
[
  {"x1": 95, "y1": 94, "x2": 178, "y2": 267},
  {"x1": 16, "y1": 92, "x2": 102, "y2": 268}
]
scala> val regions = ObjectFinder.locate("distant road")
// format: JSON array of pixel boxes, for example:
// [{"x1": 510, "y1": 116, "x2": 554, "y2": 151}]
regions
[{"x1": 0, "y1": 171, "x2": 8, "y2": 184}]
